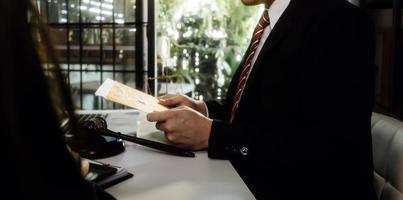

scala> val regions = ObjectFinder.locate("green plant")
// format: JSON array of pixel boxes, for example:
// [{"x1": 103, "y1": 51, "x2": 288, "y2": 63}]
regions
[{"x1": 157, "y1": 0, "x2": 262, "y2": 100}]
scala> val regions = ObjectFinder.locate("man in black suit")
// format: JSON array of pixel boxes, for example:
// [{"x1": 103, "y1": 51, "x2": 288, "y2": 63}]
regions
[{"x1": 147, "y1": 0, "x2": 377, "y2": 199}]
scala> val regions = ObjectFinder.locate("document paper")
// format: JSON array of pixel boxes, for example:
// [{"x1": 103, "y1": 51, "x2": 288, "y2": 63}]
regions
[{"x1": 95, "y1": 78, "x2": 168, "y2": 113}]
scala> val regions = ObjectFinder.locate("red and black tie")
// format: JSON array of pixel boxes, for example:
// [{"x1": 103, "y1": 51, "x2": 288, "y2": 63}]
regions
[{"x1": 229, "y1": 10, "x2": 271, "y2": 122}]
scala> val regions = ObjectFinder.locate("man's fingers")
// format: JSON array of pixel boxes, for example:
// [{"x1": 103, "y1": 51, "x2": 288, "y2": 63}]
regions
[
  {"x1": 146, "y1": 110, "x2": 173, "y2": 122},
  {"x1": 159, "y1": 95, "x2": 185, "y2": 107},
  {"x1": 155, "y1": 121, "x2": 166, "y2": 131},
  {"x1": 156, "y1": 121, "x2": 173, "y2": 133},
  {"x1": 164, "y1": 135, "x2": 191, "y2": 149},
  {"x1": 164, "y1": 133, "x2": 187, "y2": 148},
  {"x1": 165, "y1": 132, "x2": 177, "y2": 142},
  {"x1": 158, "y1": 94, "x2": 176, "y2": 100},
  {"x1": 158, "y1": 94, "x2": 181, "y2": 104}
]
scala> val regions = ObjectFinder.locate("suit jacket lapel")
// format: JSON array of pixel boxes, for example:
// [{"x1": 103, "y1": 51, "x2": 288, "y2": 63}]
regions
[
  {"x1": 237, "y1": 0, "x2": 304, "y2": 110},
  {"x1": 226, "y1": 0, "x2": 305, "y2": 121},
  {"x1": 249, "y1": 2, "x2": 302, "y2": 76},
  {"x1": 250, "y1": 0, "x2": 302, "y2": 75}
]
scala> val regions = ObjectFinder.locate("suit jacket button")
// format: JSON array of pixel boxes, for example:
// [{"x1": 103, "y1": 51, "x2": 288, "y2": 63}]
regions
[{"x1": 240, "y1": 147, "x2": 249, "y2": 156}]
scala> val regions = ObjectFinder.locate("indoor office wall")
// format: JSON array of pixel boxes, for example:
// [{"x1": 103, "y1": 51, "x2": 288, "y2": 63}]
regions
[{"x1": 35, "y1": 0, "x2": 149, "y2": 110}]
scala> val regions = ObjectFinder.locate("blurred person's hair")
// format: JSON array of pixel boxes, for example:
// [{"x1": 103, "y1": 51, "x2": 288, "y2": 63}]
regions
[
  {"x1": 28, "y1": 1, "x2": 80, "y2": 134},
  {"x1": 0, "y1": 1, "x2": 96, "y2": 198},
  {"x1": 3, "y1": 0, "x2": 84, "y2": 145},
  {"x1": 0, "y1": 0, "x2": 114, "y2": 200}
]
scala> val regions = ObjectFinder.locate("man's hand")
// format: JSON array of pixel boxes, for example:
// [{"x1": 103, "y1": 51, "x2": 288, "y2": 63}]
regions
[
  {"x1": 158, "y1": 94, "x2": 208, "y2": 116},
  {"x1": 147, "y1": 106, "x2": 212, "y2": 150}
]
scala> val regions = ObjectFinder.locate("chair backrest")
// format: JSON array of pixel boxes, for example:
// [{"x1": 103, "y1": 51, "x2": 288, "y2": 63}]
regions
[{"x1": 371, "y1": 112, "x2": 403, "y2": 200}]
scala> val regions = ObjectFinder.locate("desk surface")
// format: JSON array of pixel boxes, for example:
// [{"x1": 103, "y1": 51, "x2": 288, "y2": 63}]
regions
[{"x1": 83, "y1": 110, "x2": 255, "y2": 200}]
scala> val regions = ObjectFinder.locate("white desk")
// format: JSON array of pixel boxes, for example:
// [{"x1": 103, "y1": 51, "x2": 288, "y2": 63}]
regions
[{"x1": 83, "y1": 110, "x2": 255, "y2": 200}]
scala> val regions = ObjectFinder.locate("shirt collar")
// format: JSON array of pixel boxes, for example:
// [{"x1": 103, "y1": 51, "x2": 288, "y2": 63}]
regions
[{"x1": 267, "y1": 0, "x2": 291, "y2": 28}]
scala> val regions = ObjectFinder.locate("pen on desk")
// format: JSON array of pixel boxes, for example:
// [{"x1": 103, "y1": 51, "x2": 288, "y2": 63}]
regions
[{"x1": 100, "y1": 129, "x2": 195, "y2": 158}]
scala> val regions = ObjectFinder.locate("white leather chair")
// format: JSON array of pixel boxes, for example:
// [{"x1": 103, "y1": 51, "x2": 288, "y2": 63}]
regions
[{"x1": 371, "y1": 112, "x2": 403, "y2": 200}]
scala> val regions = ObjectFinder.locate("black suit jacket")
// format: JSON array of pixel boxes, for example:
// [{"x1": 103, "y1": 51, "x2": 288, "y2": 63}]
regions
[{"x1": 206, "y1": 0, "x2": 377, "y2": 199}]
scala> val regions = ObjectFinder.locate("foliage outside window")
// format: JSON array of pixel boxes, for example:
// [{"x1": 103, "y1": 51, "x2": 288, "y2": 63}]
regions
[{"x1": 156, "y1": 0, "x2": 262, "y2": 101}]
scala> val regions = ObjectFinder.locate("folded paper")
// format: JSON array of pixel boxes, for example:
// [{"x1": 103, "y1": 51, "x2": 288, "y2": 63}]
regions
[{"x1": 95, "y1": 78, "x2": 168, "y2": 113}]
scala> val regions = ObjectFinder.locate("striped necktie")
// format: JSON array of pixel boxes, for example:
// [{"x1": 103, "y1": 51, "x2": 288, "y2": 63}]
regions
[{"x1": 229, "y1": 10, "x2": 271, "y2": 122}]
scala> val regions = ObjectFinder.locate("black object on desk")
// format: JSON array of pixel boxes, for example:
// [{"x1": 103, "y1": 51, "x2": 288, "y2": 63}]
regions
[
  {"x1": 86, "y1": 161, "x2": 133, "y2": 189},
  {"x1": 63, "y1": 114, "x2": 126, "y2": 159},
  {"x1": 85, "y1": 116, "x2": 195, "y2": 158}
]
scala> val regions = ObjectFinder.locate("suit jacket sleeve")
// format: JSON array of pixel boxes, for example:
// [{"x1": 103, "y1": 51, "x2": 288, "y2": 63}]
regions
[
  {"x1": 205, "y1": 101, "x2": 228, "y2": 120},
  {"x1": 207, "y1": 8, "x2": 375, "y2": 167}
]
